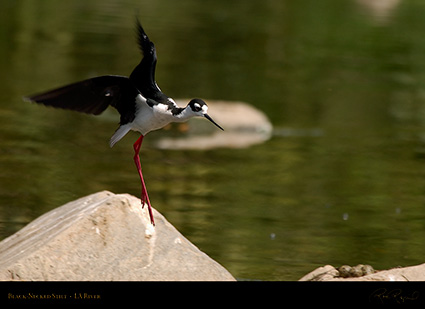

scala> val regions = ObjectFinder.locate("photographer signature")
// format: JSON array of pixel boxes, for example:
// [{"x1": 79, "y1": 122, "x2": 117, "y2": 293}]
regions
[{"x1": 369, "y1": 288, "x2": 419, "y2": 304}]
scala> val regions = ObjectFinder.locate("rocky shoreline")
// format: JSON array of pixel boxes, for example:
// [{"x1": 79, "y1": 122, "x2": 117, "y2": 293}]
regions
[{"x1": 300, "y1": 263, "x2": 425, "y2": 281}]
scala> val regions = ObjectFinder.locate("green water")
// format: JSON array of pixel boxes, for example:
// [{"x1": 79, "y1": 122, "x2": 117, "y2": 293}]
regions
[{"x1": 2, "y1": 0, "x2": 425, "y2": 280}]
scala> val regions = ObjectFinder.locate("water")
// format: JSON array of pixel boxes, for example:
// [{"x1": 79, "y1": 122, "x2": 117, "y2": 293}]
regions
[{"x1": 2, "y1": 0, "x2": 425, "y2": 280}]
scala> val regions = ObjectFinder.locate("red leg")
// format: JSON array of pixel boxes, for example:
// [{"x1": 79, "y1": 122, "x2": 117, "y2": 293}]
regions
[{"x1": 133, "y1": 135, "x2": 155, "y2": 225}]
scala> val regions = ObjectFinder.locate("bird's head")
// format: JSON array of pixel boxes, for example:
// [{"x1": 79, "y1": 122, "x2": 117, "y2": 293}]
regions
[{"x1": 186, "y1": 99, "x2": 224, "y2": 131}]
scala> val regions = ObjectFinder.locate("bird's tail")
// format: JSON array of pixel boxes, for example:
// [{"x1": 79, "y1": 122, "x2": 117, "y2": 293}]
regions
[{"x1": 110, "y1": 124, "x2": 131, "y2": 147}]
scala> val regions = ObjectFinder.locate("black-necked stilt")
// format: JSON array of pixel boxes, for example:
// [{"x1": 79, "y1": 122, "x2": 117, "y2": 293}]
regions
[{"x1": 24, "y1": 19, "x2": 223, "y2": 226}]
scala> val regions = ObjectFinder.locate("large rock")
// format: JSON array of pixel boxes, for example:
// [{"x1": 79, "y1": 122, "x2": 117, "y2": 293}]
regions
[{"x1": 0, "y1": 191, "x2": 235, "y2": 281}]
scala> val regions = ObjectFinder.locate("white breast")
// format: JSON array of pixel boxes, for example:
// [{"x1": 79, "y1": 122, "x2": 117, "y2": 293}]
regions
[{"x1": 131, "y1": 95, "x2": 175, "y2": 135}]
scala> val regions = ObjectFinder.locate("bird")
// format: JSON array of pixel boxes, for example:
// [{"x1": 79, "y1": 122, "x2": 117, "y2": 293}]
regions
[{"x1": 24, "y1": 19, "x2": 224, "y2": 226}]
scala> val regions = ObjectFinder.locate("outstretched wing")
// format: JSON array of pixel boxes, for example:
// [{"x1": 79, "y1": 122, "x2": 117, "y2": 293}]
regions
[
  {"x1": 24, "y1": 75, "x2": 140, "y2": 125},
  {"x1": 129, "y1": 19, "x2": 168, "y2": 103}
]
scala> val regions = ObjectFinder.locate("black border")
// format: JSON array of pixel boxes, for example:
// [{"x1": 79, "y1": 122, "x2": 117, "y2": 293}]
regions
[{"x1": 1, "y1": 281, "x2": 424, "y2": 306}]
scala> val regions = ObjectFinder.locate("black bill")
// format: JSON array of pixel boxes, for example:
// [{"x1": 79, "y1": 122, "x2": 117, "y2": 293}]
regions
[{"x1": 204, "y1": 114, "x2": 224, "y2": 131}]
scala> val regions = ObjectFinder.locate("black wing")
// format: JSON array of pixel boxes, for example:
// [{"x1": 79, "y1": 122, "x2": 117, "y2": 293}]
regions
[
  {"x1": 25, "y1": 75, "x2": 140, "y2": 125},
  {"x1": 129, "y1": 19, "x2": 169, "y2": 103}
]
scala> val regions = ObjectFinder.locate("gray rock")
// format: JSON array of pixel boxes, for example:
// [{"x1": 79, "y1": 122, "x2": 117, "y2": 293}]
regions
[{"x1": 0, "y1": 191, "x2": 235, "y2": 281}]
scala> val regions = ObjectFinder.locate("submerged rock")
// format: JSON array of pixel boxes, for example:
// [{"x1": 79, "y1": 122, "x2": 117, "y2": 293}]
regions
[
  {"x1": 0, "y1": 191, "x2": 235, "y2": 281},
  {"x1": 156, "y1": 100, "x2": 272, "y2": 150}
]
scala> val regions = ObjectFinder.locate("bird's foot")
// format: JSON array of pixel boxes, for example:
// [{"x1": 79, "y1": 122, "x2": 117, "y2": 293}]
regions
[{"x1": 141, "y1": 192, "x2": 155, "y2": 226}]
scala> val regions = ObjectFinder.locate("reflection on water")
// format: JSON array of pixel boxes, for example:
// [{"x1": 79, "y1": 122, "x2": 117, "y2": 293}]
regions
[{"x1": 2, "y1": 0, "x2": 425, "y2": 280}]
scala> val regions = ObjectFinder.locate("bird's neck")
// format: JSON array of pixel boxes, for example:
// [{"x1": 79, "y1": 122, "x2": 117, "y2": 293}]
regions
[{"x1": 173, "y1": 106, "x2": 193, "y2": 122}]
